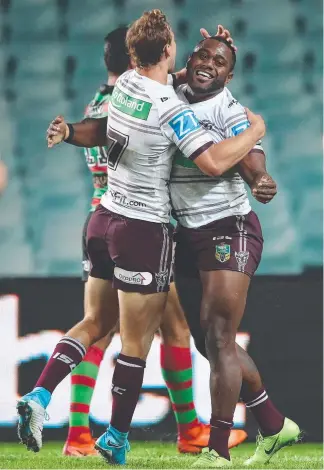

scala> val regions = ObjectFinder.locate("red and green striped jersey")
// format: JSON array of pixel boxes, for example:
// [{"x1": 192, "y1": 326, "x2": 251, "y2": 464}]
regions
[{"x1": 84, "y1": 84, "x2": 113, "y2": 212}]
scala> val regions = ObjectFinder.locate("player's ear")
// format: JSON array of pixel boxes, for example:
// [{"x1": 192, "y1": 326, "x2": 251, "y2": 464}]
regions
[
  {"x1": 225, "y1": 71, "x2": 233, "y2": 85},
  {"x1": 186, "y1": 54, "x2": 192, "y2": 69},
  {"x1": 164, "y1": 43, "x2": 171, "y2": 60}
]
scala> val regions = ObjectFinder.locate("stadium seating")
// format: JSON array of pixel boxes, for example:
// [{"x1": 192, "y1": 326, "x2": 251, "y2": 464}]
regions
[{"x1": 0, "y1": 0, "x2": 322, "y2": 276}]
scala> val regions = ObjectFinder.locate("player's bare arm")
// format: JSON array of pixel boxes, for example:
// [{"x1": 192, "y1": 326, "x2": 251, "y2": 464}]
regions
[
  {"x1": 238, "y1": 150, "x2": 277, "y2": 204},
  {"x1": 47, "y1": 115, "x2": 107, "y2": 148},
  {"x1": 194, "y1": 108, "x2": 266, "y2": 177}
]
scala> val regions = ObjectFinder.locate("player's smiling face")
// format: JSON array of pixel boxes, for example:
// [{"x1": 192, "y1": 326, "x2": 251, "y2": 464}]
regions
[{"x1": 187, "y1": 39, "x2": 234, "y2": 95}]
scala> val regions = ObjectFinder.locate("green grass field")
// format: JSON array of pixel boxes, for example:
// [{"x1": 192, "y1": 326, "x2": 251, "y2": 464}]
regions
[{"x1": 0, "y1": 442, "x2": 322, "y2": 469}]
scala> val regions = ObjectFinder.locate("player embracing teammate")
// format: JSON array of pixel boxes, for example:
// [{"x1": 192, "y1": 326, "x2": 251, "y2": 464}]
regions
[
  {"x1": 61, "y1": 26, "x2": 245, "y2": 457},
  {"x1": 18, "y1": 10, "x2": 301, "y2": 468}
]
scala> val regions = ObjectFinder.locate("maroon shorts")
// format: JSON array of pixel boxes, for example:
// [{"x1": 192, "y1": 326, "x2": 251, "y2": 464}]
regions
[
  {"x1": 82, "y1": 212, "x2": 93, "y2": 282},
  {"x1": 175, "y1": 211, "x2": 263, "y2": 278},
  {"x1": 86, "y1": 205, "x2": 174, "y2": 293}
]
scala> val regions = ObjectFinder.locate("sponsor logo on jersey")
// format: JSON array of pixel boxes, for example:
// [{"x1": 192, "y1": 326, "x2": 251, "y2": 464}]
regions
[
  {"x1": 111, "y1": 86, "x2": 152, "y2": 120},
  {"x1": 161, "y1": 97, "x2": 169, "y2": 102},
  {"x1": 231, "y1": 120, "x2": 250, "y2": 136},
  {"x1": 114, "y1": 267, "x2": 153, "y2": 285},
  {"x1": 215, "y1": 243, "x2": 231, "y2": 263},
  {"x1": 199, "y1": 119, "x2": 214, "y2": 131},
  {"x1": 228, "y1": 99, "x2": 238, "y2": 108},
  {"x1": 169, "y1": 110, "x2": 200, "y2": 140},
  {"x1": 235, "y1": 251, "x2": 249, "y2": 271},
  {"x1": 110, "y1": 189, "x2": 146, "y2": 208}
]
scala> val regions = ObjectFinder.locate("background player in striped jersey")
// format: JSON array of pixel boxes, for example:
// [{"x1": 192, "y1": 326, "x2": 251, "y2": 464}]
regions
[
  {"x1": 171, "y1": 36, "x2": 301, "y2": 467},
  {"x1": 18, "y1": 10, "x2": 264, "y2": 464},
  {"x1": 62, "y1": 26, "x2": 245, "y2": 458}
]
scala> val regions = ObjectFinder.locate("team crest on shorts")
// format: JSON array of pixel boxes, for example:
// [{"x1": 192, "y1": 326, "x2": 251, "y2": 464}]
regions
[
  {"x1": 155, "y1": 270, "x2": 169, "y2": 289},
  {"x1": 215, "y1": 244, "x2": 231, "y2": 263},
  {"x1": 235, "y1": 251, "x2": 249, "y2": 271}
]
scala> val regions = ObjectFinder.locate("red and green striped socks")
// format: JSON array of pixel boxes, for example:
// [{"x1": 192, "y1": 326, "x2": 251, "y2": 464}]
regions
[
  {"x1": 160, "y1": 344, "x2": 199, "y2": 438},
  {"x1": 67, "y1": 343, "x2": 199, "y2": 441},
  {"x1": 67, "y1": 345, "x2": 104, "y2": 442}
]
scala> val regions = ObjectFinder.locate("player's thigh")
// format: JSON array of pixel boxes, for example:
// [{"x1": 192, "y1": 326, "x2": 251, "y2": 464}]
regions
[
  {"x1": 82, "y1": 211, "x2": 119, "y2": 351},
  {"x1": 175, "y1": 213, "x2": 262, "y2": 336},
  {"x1": 159, "y1": 282, "x2": 190, "y2": 346},
  {"x1": 118, "y1": 290, "x2": 168, "y2": 358},
  {"x1": 200, "y1": 269, "x2": 250, "y2": 335},
  {"x1": 85, "y1": 276, "x2": 119, "y2": 334},
  {"x1": 174, "y1": 235, "x2": 203, "y2": 340},
  {"x1": 87, "y1": 205, "x2": 115, "y2": 282},
  {"x1": 107, "y1": 212, "x2": 174, "y2": 294}
]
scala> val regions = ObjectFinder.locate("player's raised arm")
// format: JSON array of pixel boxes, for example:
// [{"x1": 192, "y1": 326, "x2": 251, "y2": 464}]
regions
[{"x1": 47, "y1": 115, "x2": 107, "y2": 148}]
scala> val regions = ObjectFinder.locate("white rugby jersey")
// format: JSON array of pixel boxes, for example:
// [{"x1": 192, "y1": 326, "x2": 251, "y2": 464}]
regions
[
  {"x1": 100, "y1": 70, "x2": 213, "y2": 223},
  {"x1": 170, "y1": 85, "x2": 263, "y2": 228}
]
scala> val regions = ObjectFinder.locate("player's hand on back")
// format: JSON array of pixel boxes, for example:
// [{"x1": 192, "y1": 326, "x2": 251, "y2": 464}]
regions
[
  {"x1": 47, "y1": 115, "x2": 69, "y2": 148},
  {"x1": 200, "y1": 24, "x2": 237, "y2": 51},
  {"x1": 245, "y1": 108, "x2": 266, "y2": 141},
  {"x1": 250, "y1": 173, "x2": 277, "y2": 204}
]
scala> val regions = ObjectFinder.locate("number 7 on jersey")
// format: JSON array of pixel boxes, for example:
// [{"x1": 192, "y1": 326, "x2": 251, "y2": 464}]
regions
[{"x1": 106, "y1": 127, "x2": 129, "y2": 170}]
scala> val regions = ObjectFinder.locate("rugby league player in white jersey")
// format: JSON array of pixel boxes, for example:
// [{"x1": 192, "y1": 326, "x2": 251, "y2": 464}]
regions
[
  {"x1": 18, "y1": 10, "x2": 265, "y2": 466},
  {"x1": 171, "y1": 36, "x2": 301, "y2": 467}
]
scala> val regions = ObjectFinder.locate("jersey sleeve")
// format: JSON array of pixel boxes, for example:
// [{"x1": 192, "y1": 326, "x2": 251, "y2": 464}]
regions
[
  {"x1": 222, "y1": 99, "x2": 264, "y2": 153},
  {"x1": 84, "y1": 97, "x2": 110, "y2": 120},
  {"x1": 159, "y1": 100, "x2": 214, "y2": 161}
]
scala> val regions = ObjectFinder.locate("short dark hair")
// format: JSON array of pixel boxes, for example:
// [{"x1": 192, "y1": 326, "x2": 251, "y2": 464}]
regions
[
  {"x1": 104, "y1": 27, "x2": 130, "y2": 74},
  {"x1": 196, "y1": 36, "x2": 237, "y2": 71},
  {"x1": 126, "y1": 9, "x2": 173, "y2": 68}
]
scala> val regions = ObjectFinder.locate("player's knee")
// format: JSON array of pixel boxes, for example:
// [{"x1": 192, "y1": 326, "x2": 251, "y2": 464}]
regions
[
  {"x1": 81, "y1": 315, "x2": 109, "y2": 342},
  {"x1": 205, "y1": 329, "x2": 235, "y2": 368},
  {"x1": 160, "y1": 319, "x2": 191, "y2": 347},
  {"x1": 122, "y1": 334, "x2": 153, "y2": 360},
  {"x1": 202, "y1": 307, "x2": 235, "y2": 357}
]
